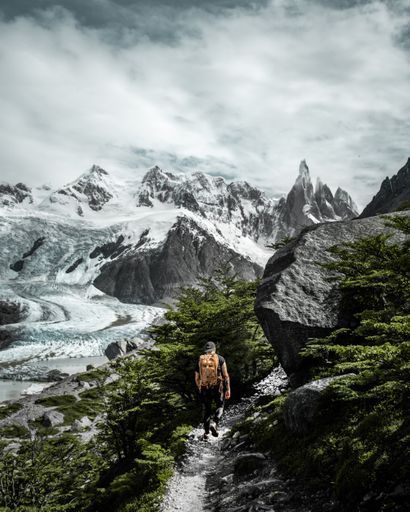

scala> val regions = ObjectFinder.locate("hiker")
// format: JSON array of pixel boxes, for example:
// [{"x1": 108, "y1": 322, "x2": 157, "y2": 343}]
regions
[{"x1": 195, "y1": 341, "x2": 231, "y2": 440}]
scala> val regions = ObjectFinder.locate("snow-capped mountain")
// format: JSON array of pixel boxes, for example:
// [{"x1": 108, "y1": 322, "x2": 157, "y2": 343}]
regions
[
  {"x1": 0, "y1": 161, "x2": 357, "y2": 306},
  {"x1": 274, "y1": 160, "x2": 358, "y2": 240},
  {"x1": 39, "y1": 165, "x2": 117, "y2": 217}
]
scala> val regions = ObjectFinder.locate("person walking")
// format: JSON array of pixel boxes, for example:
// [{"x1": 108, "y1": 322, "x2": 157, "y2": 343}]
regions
[{"x1": 195, "y1": 341, "x2": 231, "y2": 440}]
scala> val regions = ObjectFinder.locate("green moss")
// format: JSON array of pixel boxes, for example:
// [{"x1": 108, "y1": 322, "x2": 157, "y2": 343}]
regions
[
  {"x1": 395, "y1": 199, "x2": 410, "y2": 211},
  {"x1": 75, "y1": 367, "x2": 108, "y2": 383},
  {"x1": 79, "y1": 387, "x2": 103, "y2": 400},
  {"x1": 58, "y1": 398, "x2": 104, "y2": 425},
  {"x1": 0, "y1": 424, "x2": 30, "y2": 438},
  {"x1": 35, "y1": 394, "x2": 77, "y2": 407},
  {"x1": 0, "y1": 402, "x2": 23, "y2": 420},
  {"x1": 28, "y1": 418, "x2": 60, "y2": 436}
]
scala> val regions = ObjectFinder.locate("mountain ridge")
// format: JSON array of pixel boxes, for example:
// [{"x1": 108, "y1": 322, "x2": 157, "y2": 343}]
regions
[{"x1": 0, "y1": 161, "x2": 358, "y2": 304}]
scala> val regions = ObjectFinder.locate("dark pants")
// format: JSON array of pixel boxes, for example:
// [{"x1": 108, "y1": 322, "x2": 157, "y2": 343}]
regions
[{"x1": 200, "y1": 385, "x2": 225, "y2": 434}]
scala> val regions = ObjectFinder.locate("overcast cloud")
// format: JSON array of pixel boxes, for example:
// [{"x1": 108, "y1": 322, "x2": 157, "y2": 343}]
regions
[{"x1": 0, "y1": 0, "x2": 409, "y2": 208}]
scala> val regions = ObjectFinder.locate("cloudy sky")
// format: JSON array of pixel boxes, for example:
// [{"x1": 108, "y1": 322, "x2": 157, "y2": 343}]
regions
[{"x1": 0, "y1": 0, "x2": 409, "y2": 208}]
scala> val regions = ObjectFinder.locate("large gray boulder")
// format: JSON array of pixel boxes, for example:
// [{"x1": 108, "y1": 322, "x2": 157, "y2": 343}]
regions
[
  {"x1": 283, "y1": 375, "x2": 355, "y2": 433},
  {"x1": 255, "y1": 212, "x2": 409, "y2": 385}
]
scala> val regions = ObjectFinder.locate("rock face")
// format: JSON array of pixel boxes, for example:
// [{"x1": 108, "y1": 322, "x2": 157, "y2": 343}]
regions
[
  {"x1": 274, "y1": 160, "x2": 358, "y2": 240},
  {"x1": 0, "y1": 182, "x2": 32, "y2": 206},
  {"x1": 43, "y1": 165, "x2": 114, "y2": 215},
  {"x1": 70, "y1": 416, "x2": 92, "y2": 432},
  {"x1": 43, "y1": 410, "x2": 65, "y2": 427},
  {"x1": 136, "y1": 166, "x2": 276, "y2": 240},
  {"x1": 94, "y1": 216, "x2": 261, "y2": 304},
  {"x1": 283, "y1": 375, "x2": 355, "y2": 433},
  {"x1": 360, "y1": 158, "x2": 410, "y2": 218},
  {"x1": 254, "y1": 211, "x2": 409, "y2": 385},
  {"x1": 104, "y1": 339, "x2": 141, "y2": 360}
]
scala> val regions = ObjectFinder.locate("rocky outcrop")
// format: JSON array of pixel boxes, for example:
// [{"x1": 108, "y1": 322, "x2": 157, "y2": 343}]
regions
[
  {"x1": 94, "y1": 216, "x2": 261, "y2": 304},
  {"x1": 138, "y1": 163, "x2": 358, "y2": 244},
  {"x1": 283, "y1": 374, "x2": 355, "y2": 433},
  {"x1": 254, "y1": 212, "x2": 409, "y2": 385},
  {"x1": 70, "y1": 416, "x2": 92, "y2": 432},
  {"x1": 360, "y1": 158, "x2": 410, "y2": 217},
  {"x1": 136, "y1": 166, "x2": 277, "y2": 240},
  {"x1": 44, "y1": 165, "x2": 114, "y2": 214},
  {"x1": 43, "y1": 410, "x2": 65, "y2": 427},
  {"x1": 104, "y1": 339, "x2": 141, "y2": 360},
  {"x1": 274, "y1": 161, "x2": 358, "y2": 240},
  {"x1": 0, "y1": 301, "x2": 25, "y2": 349},
  {"x1": 0, "y1": 182, "x2": 32, "y2": 207}
]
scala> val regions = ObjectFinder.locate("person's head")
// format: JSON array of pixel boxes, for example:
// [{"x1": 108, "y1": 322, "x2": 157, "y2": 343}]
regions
[{"x1": 203, "y1": 341, "x2": 216, "y2": 354}]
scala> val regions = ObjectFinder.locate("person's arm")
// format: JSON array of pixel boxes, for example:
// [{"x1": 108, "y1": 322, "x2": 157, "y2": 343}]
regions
[
  {"x1": 195, "y1": 371, "x2": 201, "y2": 390},
  {"x1": 221, "y1": 362, "x2": 231, "y2": 399}
]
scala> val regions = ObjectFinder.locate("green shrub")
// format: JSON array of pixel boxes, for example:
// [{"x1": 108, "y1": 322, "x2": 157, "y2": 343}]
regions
[
  {"x1": 35, "y1": 394, "x2": 77, "y2": 407},
  {"x1": 236, "y1": 215, "x2": 410, "y2": 508},
  {"x1": 0, "y1": 402, "x2": 23, "y2": 420},
  {"x1": 0, "y1": 424, "x2": 30, "y2": 439}
]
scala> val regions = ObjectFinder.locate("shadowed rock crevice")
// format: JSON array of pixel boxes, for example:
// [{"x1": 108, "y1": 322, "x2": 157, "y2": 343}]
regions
[
  {"x1": 22, "y1": 237, "x2": 46, "y2": 258},
  {"x1": 66, "y1": 258, "x2": 84, "y2": 273}
]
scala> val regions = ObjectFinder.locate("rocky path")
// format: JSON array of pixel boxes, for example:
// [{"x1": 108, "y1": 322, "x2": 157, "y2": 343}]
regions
[{"x1": 161, "y1": 368, "x2": 289, "y2": 512}]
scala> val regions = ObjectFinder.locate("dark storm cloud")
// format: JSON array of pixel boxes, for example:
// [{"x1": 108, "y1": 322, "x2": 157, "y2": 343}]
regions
[{"x1": 0, "y1": 0, "x2": 268, "y2": 42}]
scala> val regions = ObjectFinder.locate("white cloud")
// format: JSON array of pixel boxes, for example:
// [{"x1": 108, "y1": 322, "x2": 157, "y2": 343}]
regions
[{"x1": 0, "y1": 0, "x2": 409, "y2": 208}]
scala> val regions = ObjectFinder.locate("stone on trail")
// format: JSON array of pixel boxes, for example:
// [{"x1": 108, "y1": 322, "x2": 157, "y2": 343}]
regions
[
  {"x1": 233, "y1": 453, "x2": 267, "y2": 479},
  {"x1": 283, "y1": 374, "x2": 355, "y2": 433}
]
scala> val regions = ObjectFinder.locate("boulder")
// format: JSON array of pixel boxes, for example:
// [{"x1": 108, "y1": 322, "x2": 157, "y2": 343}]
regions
[
  {"x1": 105, "y1": 340, "x2": 127, "y2": 360},
  {"x1": 254, "y1": 212, "x2": 409, "y2": 385},
  {"x1": 104, "y1": 339, "x2": 144, "y2": 360},
  {"x1": 43, "y1": 410, "x2": 64, "y2": 427},
  {"x1": 46, "y1": 369, "x2": 69, "y2": 382},
  {"x1": 71, "y1": 416, "x2": 92, "y2": 432},
  {"x1": 233, "y1": 453, "x2": 267, "y2": 479},
  {"x1": 283, "y1": 375, "x2": 355, "y2": 433}
]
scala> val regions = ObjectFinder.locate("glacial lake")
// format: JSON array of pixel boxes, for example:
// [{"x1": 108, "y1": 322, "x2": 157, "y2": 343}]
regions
[{"x1": 0, "y1": 355, "x2": 108, "y2": 402}]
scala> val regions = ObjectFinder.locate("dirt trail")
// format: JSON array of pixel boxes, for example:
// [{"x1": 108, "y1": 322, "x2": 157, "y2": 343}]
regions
[{"x1": 161, "y1": 368, "x2": 287, "y2": 512}]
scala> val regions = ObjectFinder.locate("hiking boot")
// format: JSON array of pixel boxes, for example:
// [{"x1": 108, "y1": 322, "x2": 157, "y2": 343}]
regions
[{"x1": 210, "y1": 421, "x2": 219, "y2": 437}]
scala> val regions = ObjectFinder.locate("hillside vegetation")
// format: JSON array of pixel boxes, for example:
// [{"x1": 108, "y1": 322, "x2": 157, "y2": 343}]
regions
[
  {"x1": 234, "y1": 215, "x2": 409, "y2": 510},
  {"x1": 0, "y1": 269, "x2": 274, "y2": 512}
]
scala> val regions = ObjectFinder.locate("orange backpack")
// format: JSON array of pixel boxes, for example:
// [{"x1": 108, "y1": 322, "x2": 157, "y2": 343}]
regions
[{"x1": 199, "y1": 353, "x2": 220, "y2": 388}]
